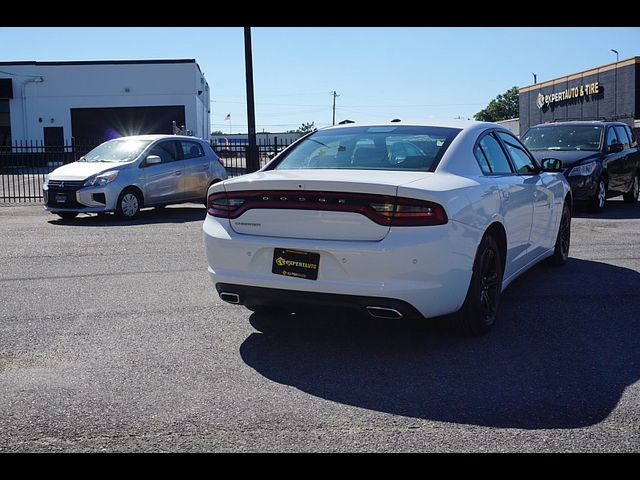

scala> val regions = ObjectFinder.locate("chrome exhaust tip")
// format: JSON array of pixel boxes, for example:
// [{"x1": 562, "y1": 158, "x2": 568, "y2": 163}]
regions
[
  {"x1": 220, "y1": 292, "x2": 240, "y2": 304},
  {"x1": 365, "y1": 306, "x2": 403, "y2": 319}
]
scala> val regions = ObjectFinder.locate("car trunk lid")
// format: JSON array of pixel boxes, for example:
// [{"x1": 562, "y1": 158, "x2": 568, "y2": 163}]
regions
[{"x1": 217, "y1": 169, "x2": 430, "y2": 241}]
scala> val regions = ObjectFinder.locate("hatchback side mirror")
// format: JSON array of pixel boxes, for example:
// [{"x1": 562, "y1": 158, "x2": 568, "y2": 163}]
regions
[
  {"x1": 541, "y1": 158, "x2": 562, "y2": 172},
  {"x1": 608, "y1": 142, "x2": 624, "y2": 153},
  {"x1": 145, "y1": 155, "x2": 162, "y2": 165}
]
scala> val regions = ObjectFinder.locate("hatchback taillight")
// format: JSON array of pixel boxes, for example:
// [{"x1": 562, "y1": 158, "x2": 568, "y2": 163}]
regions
[{"x1": 207, "y1": 191, "x2": 447, "y2": 226}]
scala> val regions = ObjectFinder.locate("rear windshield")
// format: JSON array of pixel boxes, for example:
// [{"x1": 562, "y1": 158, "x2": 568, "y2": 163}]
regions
[
  {"x1": 522, "y1": 125, "x2": 603, "y2": 151},
  {"x1": 270, "y1": 125, "x2": 461, "y2": 172}
]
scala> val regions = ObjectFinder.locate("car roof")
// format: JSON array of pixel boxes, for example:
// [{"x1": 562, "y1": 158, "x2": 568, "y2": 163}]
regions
[
  {"x1": 107, "y1": 134, "x2": 206, "y2": 141},
  {"x1": 317, "y1": 119, "x2": 505, "y2": 134},
  {"x1": 529, "y1": 120, "x2": 627, "y2": 128}
]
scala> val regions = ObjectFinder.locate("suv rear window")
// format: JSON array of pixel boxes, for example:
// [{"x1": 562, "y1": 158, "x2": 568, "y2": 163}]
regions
[{"x1": 271, "y1": 125, "x2": 461, "y2": 172}]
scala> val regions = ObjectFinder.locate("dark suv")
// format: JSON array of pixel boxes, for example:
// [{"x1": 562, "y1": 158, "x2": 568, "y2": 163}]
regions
[{"x1": 521, "y1": 121, "x2": 639, "y2": 212}]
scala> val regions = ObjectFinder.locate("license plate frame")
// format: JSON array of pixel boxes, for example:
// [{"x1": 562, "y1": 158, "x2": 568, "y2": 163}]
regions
[
  {"x1": 55, "y1": 193, "x2": 67, "y2": 203},
  {"x1": 272, "y1": 248, "x2": 320, "y2": 281}
]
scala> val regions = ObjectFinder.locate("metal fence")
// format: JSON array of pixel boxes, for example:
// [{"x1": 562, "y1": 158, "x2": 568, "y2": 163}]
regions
[
  {"x1": 0, "y1": 137, "x2": 296, "y2": 203},
  {"x1": 210, "y1": 137, "x2": 295, "y2": 177},
  {"x1": 0, "y1": 140, "x2": 97, "y2": 203}
]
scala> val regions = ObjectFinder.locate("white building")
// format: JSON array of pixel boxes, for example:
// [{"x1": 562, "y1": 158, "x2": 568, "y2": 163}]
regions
[{"x1": 0, "y1": 59, "x2": 210, "y2": 147}]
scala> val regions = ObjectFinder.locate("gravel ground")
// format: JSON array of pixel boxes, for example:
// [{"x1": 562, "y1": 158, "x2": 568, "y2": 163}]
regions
[{"x1": 0, "y1": 199, "x2": 639, "y2": 452}]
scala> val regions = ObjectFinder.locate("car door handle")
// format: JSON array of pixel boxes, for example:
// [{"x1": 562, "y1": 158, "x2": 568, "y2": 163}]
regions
[{"x1": 175, "y1": 171, "x2": 183, "y2": 176}]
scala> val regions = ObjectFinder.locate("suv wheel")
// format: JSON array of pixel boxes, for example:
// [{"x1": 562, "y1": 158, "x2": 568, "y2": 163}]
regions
[
  {"x1": 623, "y1": 173, "x2": 639, "y2": 203},
  {"x1": 590, "y1": 178, "x2": 607, "y2": 212}
]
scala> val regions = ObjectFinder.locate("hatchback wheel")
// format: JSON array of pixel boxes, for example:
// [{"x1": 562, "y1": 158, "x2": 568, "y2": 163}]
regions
[
  {"x1": 590, "y1": 178, "x2": 607, "y2": 212},
  {"x1": 115, "y1": 189, "x2": 142, "y2": 219},
  {"x1": 623, "y1": 173, "x2": 639, "y2": 203},
  {"x1": 455, "y1": 234, "x2": 503, "y2": 336}
]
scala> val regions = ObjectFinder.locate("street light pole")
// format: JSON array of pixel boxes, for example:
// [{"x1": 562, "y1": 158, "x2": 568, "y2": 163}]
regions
[
  {"x1": 532, "y1": 72, "x2": 537, "y2": 84},
  {"x1": 611, "y1": 49, "x2": 619, "y2": 62},
  {"x1": 244, "y1": 27, "x2": 259, "y2": 173}
]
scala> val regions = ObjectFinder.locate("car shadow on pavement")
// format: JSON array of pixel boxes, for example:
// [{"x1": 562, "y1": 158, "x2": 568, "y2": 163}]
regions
[
  {"x1": 240, "y1": 258, "x2": 640, "y2": 429},
  {"x1": 47, "y1": 205, "x2": 207, "y2": 226},
  {"x1": 572, "y1": 199, "x2": 640, "y2": 220}
]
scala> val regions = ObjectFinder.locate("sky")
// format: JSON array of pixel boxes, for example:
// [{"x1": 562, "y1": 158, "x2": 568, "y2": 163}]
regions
[{"x1": 0, "y1": 27, "x2": 638, "y2": 134}]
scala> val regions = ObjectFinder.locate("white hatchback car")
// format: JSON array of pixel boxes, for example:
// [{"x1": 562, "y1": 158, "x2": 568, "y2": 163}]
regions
[
  {"x1": 44, "y1": 135, "x2": 227, "y2": 220},
  {"x1": 203, "y1": 121, "x2": 571, "y2": 335}
]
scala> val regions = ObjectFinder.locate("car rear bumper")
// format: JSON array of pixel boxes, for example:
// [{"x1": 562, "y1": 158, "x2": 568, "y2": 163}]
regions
[
  {"x1": 215, "y1": 283, "x2": 425, "y2": 319},
  {"x1": 203, "y1": 214, "x2": 481, "y2": 319}
]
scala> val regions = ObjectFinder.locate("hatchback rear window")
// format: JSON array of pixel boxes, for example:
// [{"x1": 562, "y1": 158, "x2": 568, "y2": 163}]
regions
[{"x1": 271, "y1": 125, "x2": 461, "y2": 172}]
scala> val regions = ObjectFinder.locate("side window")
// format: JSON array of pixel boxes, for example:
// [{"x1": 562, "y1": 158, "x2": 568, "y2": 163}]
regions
[
  {"x1": 477, "y1": 133, "x2": 513, "y2": 174},
  {"x1": 148, "y1": 141, "x2": 178, "y2": 164},
  {"x1": 614, "y1": 126, "x2": 630, "y2": 149},
  {"x1": 180, "y1": 141, "x2": 205, "y2": 160},
  {"x1": 497, "y1": 131, "x2": 537, "y2": 174},
  {"x1": 473, "y1": 144, "x2": 492, "y2": 174},
  {"x1": 625, "y1": 126, "x2": 637, "y2": 147},
  {"x1": 605, "y1": 127, "x2": 619, "y2": 147}
]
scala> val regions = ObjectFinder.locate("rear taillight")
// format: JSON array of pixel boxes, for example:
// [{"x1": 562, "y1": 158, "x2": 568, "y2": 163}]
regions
[
  {"x1": 207, "y1": 192, "x2": 245, "y2": 217},
  {"x1": 217, "y1": 157, "x2": 225, "y2": 167},
  {"x1": 207, "y1": 191, "x2": 447, "y2": 226}
]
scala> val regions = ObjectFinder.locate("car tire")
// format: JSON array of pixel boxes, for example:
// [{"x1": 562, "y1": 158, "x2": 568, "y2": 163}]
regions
[
  {"x1": 622, "y1": 173, "x2": 639, "y2": 203},
  {"x1": 589, "y1": 177, "x2": 607, "y2": 212},
  {"x1": 454, "y1": 234, "x2": 503, "y2": 336},
  {"x1": 115, "y1": 188, "x2": 142, "y2": 219},
  {"x1": 56, "y1": 212, "x2": 78, "y2": 220},
  {"x1": 547, "y1": 199, "x2": 571, "y2": 266}
]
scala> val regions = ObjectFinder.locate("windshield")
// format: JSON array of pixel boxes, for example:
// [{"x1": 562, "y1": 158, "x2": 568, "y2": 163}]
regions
[
  {"x1": 80, "y1": 139, "x2": 152, "y2": 162},
  {"x1": 522, "y1": 125, "x2": 603, "y2": 151},
  {"x1": 271, "y1": 125, "x2": 461, "y2": 172}
]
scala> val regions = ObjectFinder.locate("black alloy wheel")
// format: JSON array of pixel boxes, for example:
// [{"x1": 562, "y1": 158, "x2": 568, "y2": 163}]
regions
[
  {"x1": 547, "y1": 200, "x2": 571, "y2": 266},
  {"x1": 455, "y1": 234, "x2": 503, "y2": 336}
]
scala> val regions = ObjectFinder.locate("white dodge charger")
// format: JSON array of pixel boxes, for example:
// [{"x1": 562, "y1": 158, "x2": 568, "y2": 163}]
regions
[{"x1": 203, "y1": 121, "x2": 571, "y2": 335}]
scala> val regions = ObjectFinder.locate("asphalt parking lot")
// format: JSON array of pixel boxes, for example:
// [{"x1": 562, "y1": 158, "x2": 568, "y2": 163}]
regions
[{"x1": 1, "y1": 200, "x2": 639, "y2": 452}]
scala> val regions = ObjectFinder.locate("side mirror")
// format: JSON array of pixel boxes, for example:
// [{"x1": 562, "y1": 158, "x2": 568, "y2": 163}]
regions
[
  {"x1": 608, "y1": 142, "x2": 624, "y2": 153},
  {"x1": 541, "y1": 158, "x2": 563, "y2": 172},
  {"x1": 145, "y1": 155, "x2": 162, "y2": 165}
]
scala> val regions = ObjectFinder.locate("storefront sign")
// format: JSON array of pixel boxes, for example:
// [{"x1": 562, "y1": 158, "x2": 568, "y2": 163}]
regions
[{"x1": 536, "y1": 82, "x2": 600, "y2": 109}]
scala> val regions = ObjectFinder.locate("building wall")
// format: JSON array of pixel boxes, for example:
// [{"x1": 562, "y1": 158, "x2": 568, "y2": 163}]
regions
[
  {"x1": 519, "y1": 57, "x2": 638, "y2": 135},
  {"x1": 496, "y1": 118, "x2": 520, "y2": 137},
  {"x1": 0, "y1": 60, "x2": 210, "y2": 143}
]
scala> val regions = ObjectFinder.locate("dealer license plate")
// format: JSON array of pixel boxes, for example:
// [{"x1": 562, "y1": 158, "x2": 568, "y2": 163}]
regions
[{"x1": 272, "y1": 248, "x2": 320, "y2": 281}]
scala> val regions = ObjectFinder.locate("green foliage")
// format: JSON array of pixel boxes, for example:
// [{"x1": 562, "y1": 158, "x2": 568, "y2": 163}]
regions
[
  {"x1": 296, "y1": 122, "x2": 316, "y2": 134},
  {"x1": 211, "y1": 130, "x2": 225, "y2": 135},
  {"x1": 474, "y1": 87, "x2": 519, "y2": 122}
]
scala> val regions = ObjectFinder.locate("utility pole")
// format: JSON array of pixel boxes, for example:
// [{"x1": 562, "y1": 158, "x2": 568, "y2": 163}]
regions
[
  {"x1": 331, "y1": 90, "x2": 340, "y2": 126},
  {"x1": 244, "y1": 27, "x2": 259, "y2": 173}
]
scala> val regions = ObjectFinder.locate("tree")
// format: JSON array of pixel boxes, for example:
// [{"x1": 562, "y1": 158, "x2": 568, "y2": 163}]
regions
[
  {"x1": 211, "y1": 130, "x2": 225, "y2": 135},
  {"x1": 296, "y1": 122, "x2": 316, "y2": 135},
  {"x1": 474, "y1": 87, "x2": 519, "y2": 122}
]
